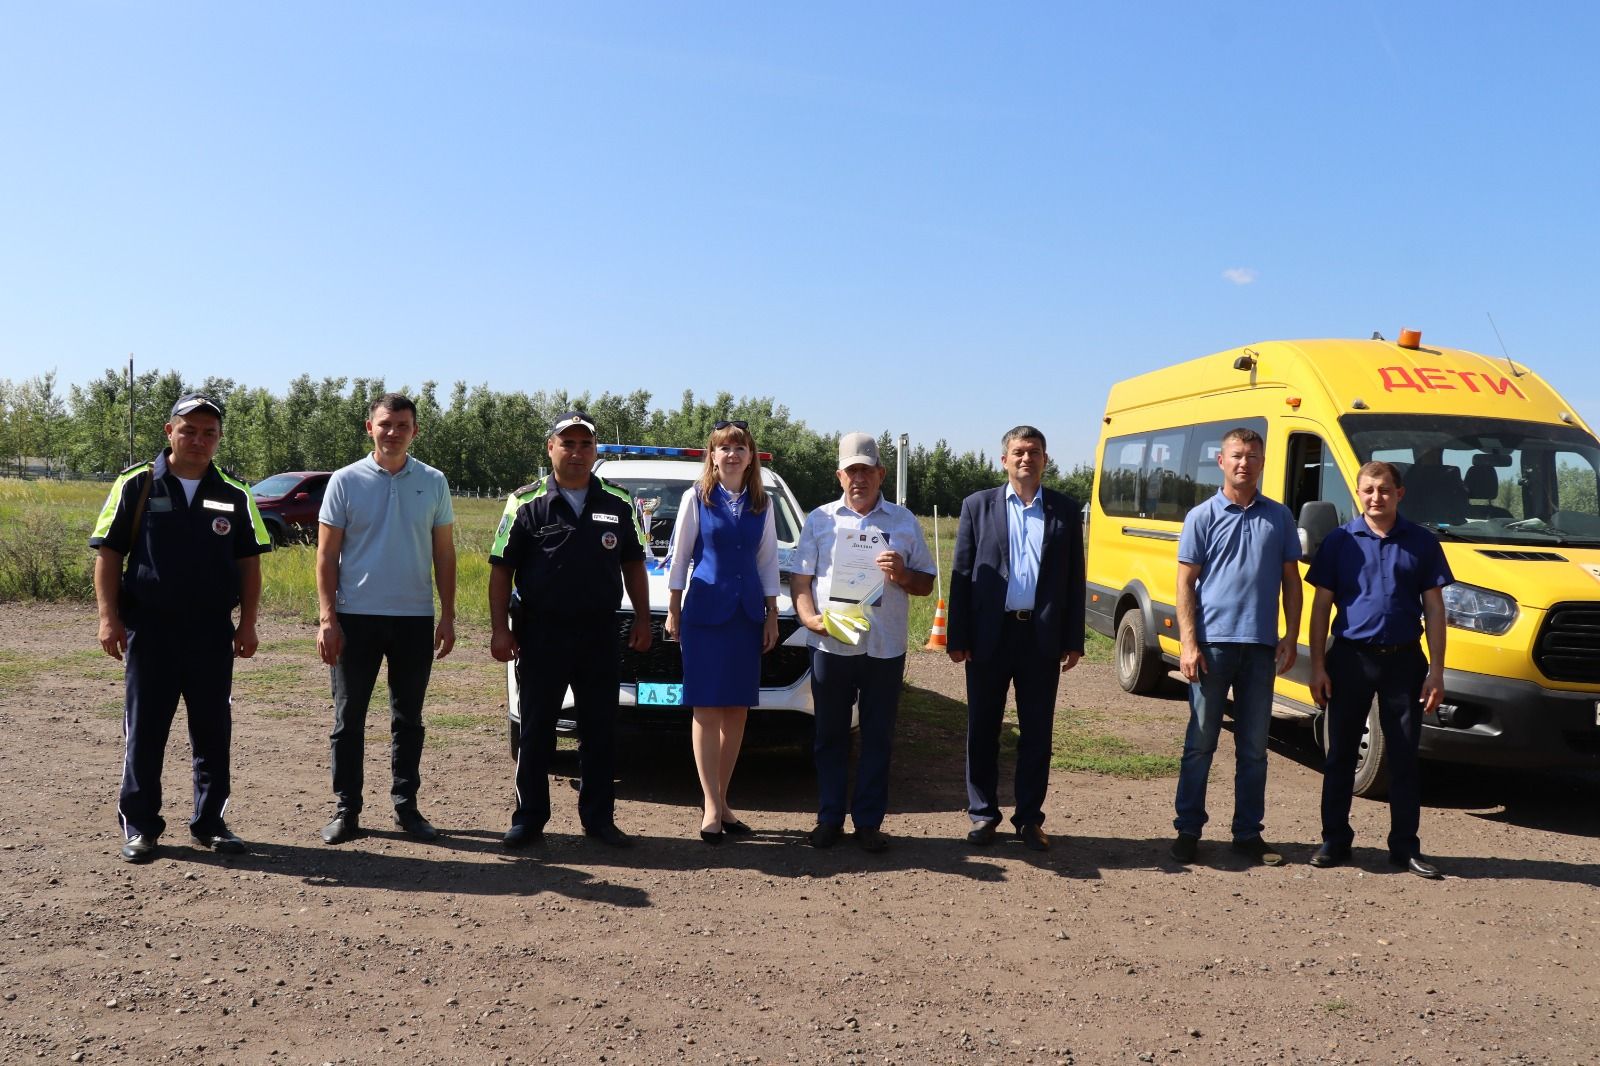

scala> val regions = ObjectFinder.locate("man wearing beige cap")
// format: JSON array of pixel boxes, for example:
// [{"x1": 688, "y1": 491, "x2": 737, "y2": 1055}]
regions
[{"x1": 791, "y1": 432, "x2": 936, "y2": 852}]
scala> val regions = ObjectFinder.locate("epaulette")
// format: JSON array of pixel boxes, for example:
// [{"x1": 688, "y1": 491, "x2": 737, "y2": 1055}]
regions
[
  {"x1": 512, "y1": 477, "x2": 545, "y2": 497},
  {"x1": 118, "y1": 459, "x2": 153, "y2": 476}
]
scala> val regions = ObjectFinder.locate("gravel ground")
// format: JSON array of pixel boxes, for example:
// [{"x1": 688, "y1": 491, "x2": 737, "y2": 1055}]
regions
[{"x1": 1, "y1": 602, "x2": 1596, "y2": 1065}]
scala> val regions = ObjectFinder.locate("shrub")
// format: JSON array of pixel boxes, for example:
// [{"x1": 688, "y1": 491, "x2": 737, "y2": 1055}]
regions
[{"x1": 0, "y1": 507, "x2": 93, "y2": 601}]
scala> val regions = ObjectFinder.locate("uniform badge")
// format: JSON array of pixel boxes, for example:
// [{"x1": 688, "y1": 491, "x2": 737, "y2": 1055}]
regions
[
  {"x1": 601, "y1": 530, "x2": 618, "y2": 550},
  {"x1": 212, "y1": 516, "x2": 232, "y2": 536}
]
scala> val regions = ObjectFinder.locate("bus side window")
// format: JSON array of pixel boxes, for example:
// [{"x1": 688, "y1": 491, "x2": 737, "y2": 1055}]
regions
[
  {"x1": 1286, "y1": 432, "x2": 1353, "y2": 524},
  {"x1": 1192, "y1": 432, "x2": 1223, "y2": 498},
  {"x1": 1147, "y1": 429, "x2": 1190, "y2": 519}
]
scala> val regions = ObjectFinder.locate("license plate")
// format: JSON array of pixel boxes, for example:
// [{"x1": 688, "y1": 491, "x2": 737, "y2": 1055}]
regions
[{"x1": 637, "y1": 682, "x2": 684, "y2": 706}]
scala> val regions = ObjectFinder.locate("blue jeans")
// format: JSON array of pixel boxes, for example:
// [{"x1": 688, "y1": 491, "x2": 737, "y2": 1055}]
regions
[{"x1": 1173, "y1": 642, "x2": 1275, "y2": 840}]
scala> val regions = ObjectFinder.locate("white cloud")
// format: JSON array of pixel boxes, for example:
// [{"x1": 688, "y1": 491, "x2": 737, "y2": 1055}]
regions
[{"x1": 1222, "y1": 267, "x2": 1259, "y2": 286}]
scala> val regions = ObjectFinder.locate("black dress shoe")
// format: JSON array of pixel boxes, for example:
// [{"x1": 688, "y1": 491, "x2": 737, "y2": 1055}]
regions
[
  {"x1": 808, "y1": 822, "x2": 842, "y2": 849},
  {"x1": 966, "y1": 819, "x2": 1000, "y2": 846},
  {"x1": 583, "y1": 824, "x2": 633, "y2": 848},
  {"x1": 721, "y1": 818, "x2": 753, "y2": 836},
  {"x1": 394, "y1": 808, "x2": 440, "y2": 842},
  {"x1": 1170, "y1": 832, "x2": 1199, "y2": 863},
  {"x1": 321, "y1": 809, "x2": 361, "y2": 845},
  {"x1": 1309, "y1": 843, "x2": 1351, "y2": 868},
  {"x1": 1231, "y1": 836, "x2": 1286, "y2": 867},
  {"x1": 502, "y1": 823, "x2": 543, "y2": 850},
  {"x1": 700, "y1": 826, "x2": 725, "y2": 845},
  {"x1": 1390, "y1": 853, "x2": 1443, "y2": 879},
  {"x1": 191, "y1": 825, "x2": 248, "y2": 855},
  {"x1": 855, "y1": 827, "x2": 889, "y2": 853},
  {"x1": 1017, "y1": 824, "x2": 1051, "y2": 852},
  {"x1": 120, "y1": 834, "x2": 158, "y2": 864}
]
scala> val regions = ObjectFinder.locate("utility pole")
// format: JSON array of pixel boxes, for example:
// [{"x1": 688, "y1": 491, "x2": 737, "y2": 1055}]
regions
[
  {"x1": 896, "y1": 433, "x2": 909, "y2": 507},
  {"x1": 127, "y1": 355, "x2": 135, "y2": 467}
]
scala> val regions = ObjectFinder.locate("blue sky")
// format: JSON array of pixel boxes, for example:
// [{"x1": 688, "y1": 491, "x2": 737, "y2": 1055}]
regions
[{"x1": 2, "y1": 3, "x2": 1596, "y2": 467}]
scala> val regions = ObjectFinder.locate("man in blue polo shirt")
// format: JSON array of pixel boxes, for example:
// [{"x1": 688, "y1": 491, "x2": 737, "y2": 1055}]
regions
[
  {"x1": 1171, "y1": 427, "x2": 1301, "y2": 866},
  {"x1": 315, "y1": 393, "x2": 456, "y2": 845},
  {"x1": 1306, "y1": 460, "x2": 1452, "y2": 879}
]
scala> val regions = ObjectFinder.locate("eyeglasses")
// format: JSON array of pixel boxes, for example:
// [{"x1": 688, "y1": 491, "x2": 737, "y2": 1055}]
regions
[{"x1": 713, "y1": 420, "x2": 748, "y2": 431}]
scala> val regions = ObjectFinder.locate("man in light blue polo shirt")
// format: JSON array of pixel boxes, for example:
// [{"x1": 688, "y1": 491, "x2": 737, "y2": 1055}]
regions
[
  {"x1": 791, "y1": 432, "x2": 935, "y2": 853},
  {"x1": 315, "y1": 393, "x2": 456, "y2": 845},
  {"x1": 1170, "y1": 427, "x2": 1301, "y2": 866}
]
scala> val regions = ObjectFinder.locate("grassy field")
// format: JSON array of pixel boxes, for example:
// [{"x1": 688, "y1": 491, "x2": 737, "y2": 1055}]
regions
[
  {"x1": 2, "y1": 479, "x2": 1111, "y2": 660},
  {"x1": 3, "y1": 477, "x2": 1155, "y2": 775}
]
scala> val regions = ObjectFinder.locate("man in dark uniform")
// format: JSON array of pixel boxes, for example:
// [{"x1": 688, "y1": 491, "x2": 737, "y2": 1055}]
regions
[
  {"x1": 1307, "y1": 460, "x2": 1453, "y2": 879},
  {"x1": 90, "y1": 393, "x2": 272, "y2": 863},
  {"x1": 488, "y1": 411, "x2": 651, "y2": 849}
]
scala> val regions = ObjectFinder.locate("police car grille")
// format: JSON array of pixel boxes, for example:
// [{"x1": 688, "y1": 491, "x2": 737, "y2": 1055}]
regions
[
  {"x1": 1533, "y1": 602, "x2": 1600, "y2": 683},
  {"x1": 615, "y1": 613, "x2": 810, "y2": 689}
]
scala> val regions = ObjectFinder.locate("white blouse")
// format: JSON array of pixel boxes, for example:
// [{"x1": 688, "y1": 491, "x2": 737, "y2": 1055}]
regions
[{"x1": 666, "y1": 485, "x2": 781, "y2": 596}]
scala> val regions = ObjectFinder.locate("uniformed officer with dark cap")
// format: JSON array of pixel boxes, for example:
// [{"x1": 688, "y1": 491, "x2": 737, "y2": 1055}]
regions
[
  {"x1": 489, "y1": 411, "x2": 651, "y2": 849},
  {"x1": 90, "y1": 392, "x2": 272, "y2": 863}
]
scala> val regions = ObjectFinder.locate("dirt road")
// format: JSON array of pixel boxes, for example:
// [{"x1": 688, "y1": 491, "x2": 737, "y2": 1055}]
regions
[{"x1": 2, "y1": 603, "x2": 1595, "y2": 1064}]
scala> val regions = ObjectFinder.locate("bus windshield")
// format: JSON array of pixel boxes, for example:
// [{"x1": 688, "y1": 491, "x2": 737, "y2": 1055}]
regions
[{"x1": 1339, "y1": 414, "x2": 1600, "y2": 546}]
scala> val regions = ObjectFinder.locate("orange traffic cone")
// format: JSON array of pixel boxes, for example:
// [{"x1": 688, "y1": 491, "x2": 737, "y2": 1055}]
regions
[{"x1": 924, "y1": 598, "x2": 948, "y2": 650}]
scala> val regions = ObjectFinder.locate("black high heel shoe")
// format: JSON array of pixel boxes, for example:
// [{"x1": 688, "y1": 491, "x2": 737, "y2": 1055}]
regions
[{"x1": 721, "y1": 818, "x2": 752, "y2": 836}]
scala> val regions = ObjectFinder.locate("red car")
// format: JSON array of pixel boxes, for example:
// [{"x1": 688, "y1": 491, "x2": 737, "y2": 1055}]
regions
[{"x1": 250, "y1": 471, "x2": 331, "y2": 545}]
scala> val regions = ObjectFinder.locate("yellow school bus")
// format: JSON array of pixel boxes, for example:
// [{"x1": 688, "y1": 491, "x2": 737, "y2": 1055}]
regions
[{"x1": 1087, "y1": 330, "x2": 1600, "y2": 794}]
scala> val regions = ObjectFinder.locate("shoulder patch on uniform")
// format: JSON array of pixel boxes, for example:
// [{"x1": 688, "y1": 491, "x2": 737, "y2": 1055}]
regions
[{"x1": 513, "y1": 477, "x2": 549, "y2": 499}]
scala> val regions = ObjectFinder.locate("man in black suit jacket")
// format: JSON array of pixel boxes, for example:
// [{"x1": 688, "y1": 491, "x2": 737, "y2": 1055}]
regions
[{"x1": 947, "y1": 425, "x2": 1086, "y2": 852}]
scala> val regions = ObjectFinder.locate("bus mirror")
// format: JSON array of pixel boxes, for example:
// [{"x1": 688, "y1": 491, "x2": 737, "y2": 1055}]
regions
[{"x1": 1298, "y1": 501, "x2": 1338, "y2": 559}]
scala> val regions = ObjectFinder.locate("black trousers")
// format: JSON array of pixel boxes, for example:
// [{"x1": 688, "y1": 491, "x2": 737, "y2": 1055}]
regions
[
  {"x1": 811, "y1": 650, "x2": 905, "y2": 830},
  {"x1": 1321, "y1": 639, "x2": 1427, "y2": 857},
  {"x1": 964, "y1": 617, "x2": 1061, "y2": 828},
  {"x1": 329, "y1": 613, "x2": 435, "y2": 814},
  {"x1": 118, "y1": 615, "x2": 235, "y2": 840},
  {"x1": 512, "y1": 611, "x2": 620, "y2": 832}
]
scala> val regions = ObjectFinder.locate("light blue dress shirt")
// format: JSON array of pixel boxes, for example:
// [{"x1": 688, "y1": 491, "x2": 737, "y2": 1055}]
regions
[
  {"x1": 1004, "y1": 484, "x2": 1045, "y2": 612},
  {"x1": 795, "y1": 494, "x2": 936, "y2": 658}
]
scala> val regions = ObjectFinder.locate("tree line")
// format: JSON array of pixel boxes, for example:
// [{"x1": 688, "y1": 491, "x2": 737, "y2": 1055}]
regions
[{"x1": 0, "y1": 367, "x2": 1093, "y2": 514}]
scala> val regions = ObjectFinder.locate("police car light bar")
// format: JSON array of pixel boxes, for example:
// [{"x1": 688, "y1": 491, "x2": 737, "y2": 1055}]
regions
[{"x1": 597, "y1": 444, "x2": 773, "y2": 460}]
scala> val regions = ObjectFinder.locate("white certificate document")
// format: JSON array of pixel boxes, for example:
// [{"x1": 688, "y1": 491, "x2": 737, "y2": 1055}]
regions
[{"x1": 825, "y1": 528, "x2": 886, "y2": 612}]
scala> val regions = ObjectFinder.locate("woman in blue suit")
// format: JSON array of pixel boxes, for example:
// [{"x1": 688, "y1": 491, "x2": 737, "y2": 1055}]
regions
[{"x1": 665, "y1": 422, "x2": 781, "y2": 843}]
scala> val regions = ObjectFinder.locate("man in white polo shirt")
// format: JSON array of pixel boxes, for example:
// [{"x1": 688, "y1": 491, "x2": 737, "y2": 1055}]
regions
[
  {"x1": 315, "y1": 393, "x2": 457, "y2": 845},
  {"x1": 791, "y1": 432, "x2": 936, "y2": 853}
]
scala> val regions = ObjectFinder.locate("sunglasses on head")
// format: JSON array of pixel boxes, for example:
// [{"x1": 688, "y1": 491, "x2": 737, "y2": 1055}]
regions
[{"x1": 713, "y1": 420, "x2": 748, "y2": 431}]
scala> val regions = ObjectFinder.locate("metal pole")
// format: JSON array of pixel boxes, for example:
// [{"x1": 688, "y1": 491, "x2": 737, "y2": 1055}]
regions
[
  {"x1": 896, "y1": 432, "x2": 909, "y2": 507},
  {"x1": 931, "y1": 505, "x2": 943, "y2": 602},
  {"x1": 127, "y1": 354, "x2": 135, "y2": 467}
]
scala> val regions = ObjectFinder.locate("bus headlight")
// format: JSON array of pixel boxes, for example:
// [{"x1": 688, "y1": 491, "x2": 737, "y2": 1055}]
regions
[{"x1": 1441, "y1": 582, "x2": 1518, "y2": 635}]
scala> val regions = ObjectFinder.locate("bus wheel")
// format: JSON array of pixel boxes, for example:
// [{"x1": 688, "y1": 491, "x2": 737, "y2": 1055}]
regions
[
  {"x1": 1115, "y1": 609, "x2": 1165, "y2": 694},
  {"x1": 1316, "y1": 701, "x2": 1390, "y2": 799}
]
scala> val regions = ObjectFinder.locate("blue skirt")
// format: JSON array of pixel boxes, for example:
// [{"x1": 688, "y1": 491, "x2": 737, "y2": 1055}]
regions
[{"x1": 680, "y1": 613, "x2": 762, "y2": 708}]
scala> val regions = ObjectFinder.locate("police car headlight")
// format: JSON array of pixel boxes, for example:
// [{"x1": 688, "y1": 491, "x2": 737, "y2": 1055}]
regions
[{"x1": 1441, "y1": 582, "x2": 1517, "y2": 635}]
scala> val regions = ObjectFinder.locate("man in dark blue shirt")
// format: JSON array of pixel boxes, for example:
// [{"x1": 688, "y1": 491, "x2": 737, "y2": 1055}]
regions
[
  {"x1": 487, "y1": 412, "x2": 652, "y2": 850},
  {"x1": 1305, "y1": 461, "x2": 1453, "y2": 879},
  {"x1": 90, "y1": 394, "x2": 272, "y2": 863}
]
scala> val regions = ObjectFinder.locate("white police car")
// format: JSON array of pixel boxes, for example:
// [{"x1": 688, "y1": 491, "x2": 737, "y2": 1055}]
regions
[{"x1": 505, "y1": 444, "x2": 824, "y2": 752}]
